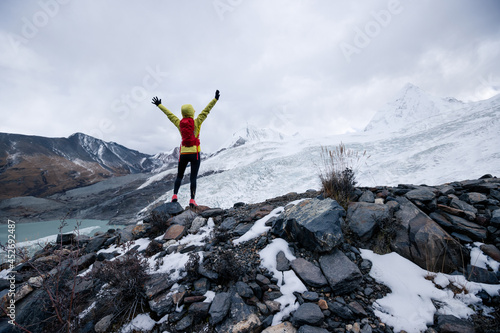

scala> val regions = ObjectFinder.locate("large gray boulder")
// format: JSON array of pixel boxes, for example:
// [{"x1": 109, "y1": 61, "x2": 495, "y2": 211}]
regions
[
  {"x1": 171, "y1": 209, "x2": 198, "y2": 228},
  {"x1": 319, "y1": 249, "x2": 362, "y2": 295},
  {"x1": 209, "y1": 292, "x2": 232, "y2": 325},
  {"x1": 290, "y1": 258, "x2": 328, "y2": 288},
  {"x1": 291, "y1": 302, "x2": 324, "y2": 327},
  {"x1": 358, "y1": 190, "x2": 375, "y2": 203},
  {"x1": 152, "y1": 201, "x2": 184, "y2": 216},
  {"x1": 346, "y1": 202, "x2": 391, "y2": 241},
  {"x1": 271, "y1": 198, "x2": 345, "y2": 253},
  {"x1": 392, "y1": 197, "x2": 469, "y2": 273},
  {"x1": 327, "y1": 301, "x2": 355, "y2": 320},
  {"x1": 461, "y1": 192, "x2": 488, "y2": 205},
  {"x1": 405, "y1": 187, "x2": 436, "y2": 202},
  {"x1": 84, "y1": 236, "x2": 107, "y2": 254}
]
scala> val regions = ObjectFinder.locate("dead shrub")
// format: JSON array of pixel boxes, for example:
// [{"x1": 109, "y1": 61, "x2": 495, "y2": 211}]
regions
[
  {"x1": 145, "y1": 211, "x2": 171, "y2": 237},
  {"x1": 205, "y1": 250, "x2": 247, "y2": 284},
  {"x1": 92, "y1": 248, "x2": 149, "y2": 323},
  {"x1": 184, "y1": 252, "x2": 201, "y2": 282},
  {"x1": 318, "y1": 143, "x2": 368, "y2": 209}
]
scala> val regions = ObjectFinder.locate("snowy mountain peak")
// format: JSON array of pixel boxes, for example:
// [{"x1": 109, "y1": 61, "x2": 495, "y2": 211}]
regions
[
  {"x1": 399, "y1": 82, "x2": 424, "y2": 95},
  {"x1": 221, "y1": 125, "x2": 286, "y2": 149},
  {"x1": 364, "y1": 83, "x2": 465, "y2": 133}
]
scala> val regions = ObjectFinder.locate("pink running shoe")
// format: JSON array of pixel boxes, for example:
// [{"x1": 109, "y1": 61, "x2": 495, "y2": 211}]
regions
[
  {"x1": 189, "y1": 199, "x2": 198, "y2": 208},
  {"x1": 171, "y1": 194, "x2": 178, "y2": 202}
]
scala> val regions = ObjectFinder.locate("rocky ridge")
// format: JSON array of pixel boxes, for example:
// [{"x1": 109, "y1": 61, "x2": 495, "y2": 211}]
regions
[{"x1": 1, "y1": 176, "x2": 500, "y2": 333}]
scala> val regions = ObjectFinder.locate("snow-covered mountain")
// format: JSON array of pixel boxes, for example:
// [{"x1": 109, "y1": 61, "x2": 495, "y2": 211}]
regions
[
  {"x1": 67, "y1": 133, "x2": 159, "y2": 172},
  {"x1": 217, "y1": 124, "x2": 287, "y2": 150},
  {"x1": 139, "y1": 84, "x2": 500, "y2": 211},
  {"x1": 364, "y1": 83, "x2": 467, "y2": 134},
  {"x1": 0, "y1": 132, "x2": 172, "y2": 198},
  {"x1": 150, "y1": 147, "x2": 181, "y2": 173}
]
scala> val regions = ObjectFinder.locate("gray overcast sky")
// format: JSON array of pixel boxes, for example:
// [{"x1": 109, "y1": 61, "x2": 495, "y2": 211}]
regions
[{"x1": 1, "y1": 0, "x2": 499, "y2": 154}]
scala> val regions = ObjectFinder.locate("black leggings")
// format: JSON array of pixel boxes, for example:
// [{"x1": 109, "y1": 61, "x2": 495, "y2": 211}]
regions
[{"x1": 174, "y1": 153, "x2": 200, "y2": 199}]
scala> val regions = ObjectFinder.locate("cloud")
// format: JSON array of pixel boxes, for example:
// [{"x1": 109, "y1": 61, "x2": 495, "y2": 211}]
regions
[{"x1": 0, "y1": 0, "x2": 499, "y2": 154}]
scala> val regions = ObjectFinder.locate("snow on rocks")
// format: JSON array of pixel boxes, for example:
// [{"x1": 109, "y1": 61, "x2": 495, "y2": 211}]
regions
[{"x1": 1, "y1": 178, "x2": 500, "y2": 333}]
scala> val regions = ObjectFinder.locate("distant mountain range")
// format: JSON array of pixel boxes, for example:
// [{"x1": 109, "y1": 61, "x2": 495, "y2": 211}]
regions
[{"x1": 0, "y1": 132, "x2": 175, "y2": 199}]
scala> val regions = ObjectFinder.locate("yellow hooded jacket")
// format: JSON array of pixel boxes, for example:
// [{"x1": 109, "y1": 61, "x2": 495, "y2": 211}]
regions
[{"x1": 158, "y1": 98, "x2": 217, "y2": 154}]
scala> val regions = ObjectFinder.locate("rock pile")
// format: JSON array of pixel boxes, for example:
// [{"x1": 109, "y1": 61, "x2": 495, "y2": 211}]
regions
[
  {"x1": 1, "y1": 176, "x2": 499, "y2": 333},
  {"x1": 349, "y1": 175, "x2": 500, "y2": 281}
]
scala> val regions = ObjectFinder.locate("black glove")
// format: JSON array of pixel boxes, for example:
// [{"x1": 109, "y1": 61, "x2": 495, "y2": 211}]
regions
[
  {"x1": 152, "y1": 96, "x2": 161, "y2": 106},
  {"x1": 215, "y1": 90, "x2": 220, "y2": 100}
]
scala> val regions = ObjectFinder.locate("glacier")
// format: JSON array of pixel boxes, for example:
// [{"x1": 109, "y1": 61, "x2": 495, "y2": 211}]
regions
[{"x1": 137, "y1": 84, "x2": 500, "y2": 212}]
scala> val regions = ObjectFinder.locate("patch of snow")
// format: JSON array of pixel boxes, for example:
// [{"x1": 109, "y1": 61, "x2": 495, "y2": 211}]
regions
[
  {"x1": 147, "y1": 219, "x2": 214, "y2": 280},
  {"x1": 468, "y1": 242, "x2": 500, "y2": 272},
  {"x1": 78, "y1": 263, "x2": 93, "y2": 277},
  {"x1": 204, "y1": 290, "x2": 216, "y2": 303},
  {"x1": 0, "y1": 268, "x2": 12, "y2": 279},
  {"x1": 178, "y1": 218, "x2": 214, "y2": 247},
  {"x1": 147, "y1": 251, "x2": 192, "y2": 281},
  {"x1": 120, "y1": 313, "x2": 156, "y2": 333},
  {"x1": 233, "y1": 207, "x2": 284, "y2": 245},
  {"x1": 259, "y1": 238, "x2": 307, "y2": 326},
  {"x1": 72, "y1": 158, "x2": 100, "y2": 175},
  {"x1": 158, "y1": 314, "x2": 169, "y2": 324},
  {"x1": 97, "y1": 237, "x2": 151, "y2": 256},
  {"x1": 360, "y1": 249, "x2": 500, "y2": 333},
  {"x1": 79, "y1": 301, "x2": 96, "y2": 319},
  {"x1": 433, "y1": 273, "x2": 450, "y2": 289}
]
